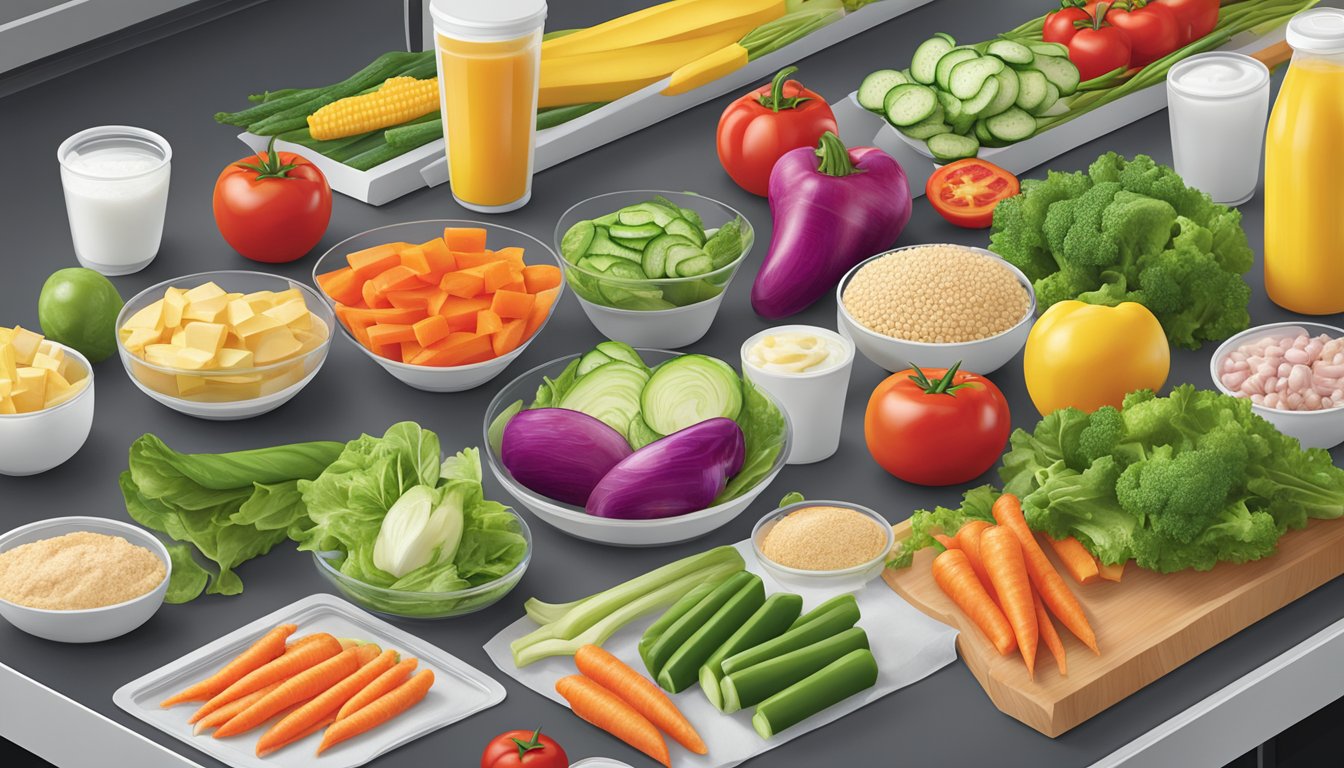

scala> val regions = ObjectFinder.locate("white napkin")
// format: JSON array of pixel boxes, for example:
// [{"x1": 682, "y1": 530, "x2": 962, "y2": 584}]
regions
[{"x1": 485, "y1": 541, "x2": 958, "y2": 768}]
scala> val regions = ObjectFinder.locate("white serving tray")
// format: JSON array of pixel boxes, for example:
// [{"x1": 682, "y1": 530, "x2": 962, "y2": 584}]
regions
[
  {"x1": 113, "y1": 593, "x2": 506, "y2": 768},
  {"x1": 484, "y1": 540, "x2": 958, "y2": 768},
  {"x1": 239, "y1": 0, "x2": 938, "y2": 205},
  {"x1": 830, "y1": 24, "x2": 1289, "y2": 199}
]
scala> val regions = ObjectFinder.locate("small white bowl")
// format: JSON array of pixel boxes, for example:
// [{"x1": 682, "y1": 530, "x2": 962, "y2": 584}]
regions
[
  {"x1": 835, "y1": 245, "x2": 1036, "y2": 374},
  {"x1": 0, "y1": 516, "x2": 169, "y2": 643},
  {"x1": 0, "y1": 342, "x2": 94, "y2": 476},
  {"x1": 751, "y1": 500, "x2": 893, "y2": 594},
  {"x1": 1210, "y1": 321, "x2": 1344, "y2": 449}
]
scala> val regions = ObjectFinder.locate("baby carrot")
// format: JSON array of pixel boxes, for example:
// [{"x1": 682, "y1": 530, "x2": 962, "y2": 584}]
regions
[
  {"x1": 1035, "y1": 592, "x2": 1067, "y2": 677},
  {"x1": 317, "y1": 670, "x2": 435, "y2": 755},
  {"x1": 933, "y1": 533, "x2": 959, "y2": 550},
  {"x1": 192, "y1": 682, "x2": 282, "y2": 735},
  {"x1": 931, "y1": 549, "x2": 1016, "y2": 657},
  {"x1": 214, "y1": 644, "x2": 379, "y2": 738},
  {"x1": 992, "y1": 494, "x2": 1099, "y2": 654},
  {"x1": 1098, "y1": 559, "x2": 1125, "y2": 582},
  {"x1": 555, "y1": 675, "x2": 670, "y2": 768},
  {"x1": 954, "y1": 521, "x2": 996, "y2": 602},
  {"x1": 1045, "y1": 534, "x2": 1101, "y2": 585},
  {"x1": 981, "y1": 525, "x2": 1038, "y2": 678},
  {"x1": 189, "y1": 633, "x2": 342, "y2": 724},
  {"x1": 336, "y1": 658, "x2": 417, "y2": 721},
  {"x1": 255, "y1": 650, "x2": 398, "y2": 757},
  {"x1": 574, "y1": 644, "x2": 705, "y2": 755},
  {"x1": 161, "y1": 624, "x2": 296, "y2": 708}
]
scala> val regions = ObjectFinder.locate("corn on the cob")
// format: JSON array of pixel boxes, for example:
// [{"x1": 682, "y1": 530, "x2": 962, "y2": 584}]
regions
[{"x1": 307, "y1": 76, "x2": 440, "y2": 140}]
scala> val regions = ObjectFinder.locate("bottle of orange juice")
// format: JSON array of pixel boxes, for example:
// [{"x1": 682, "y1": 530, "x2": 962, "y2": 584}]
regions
[
  {"x1": 1264, "y1": 8, "x2": 1344, "y2": 314},
  {"x1": 431, "y1": 0, "x2": 547, "y2": 213}
]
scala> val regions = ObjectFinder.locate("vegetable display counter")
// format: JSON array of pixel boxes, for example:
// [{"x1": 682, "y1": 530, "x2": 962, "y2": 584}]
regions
[{"x1": 1, "y1": 1, "x2": 1342, "y2": 767}]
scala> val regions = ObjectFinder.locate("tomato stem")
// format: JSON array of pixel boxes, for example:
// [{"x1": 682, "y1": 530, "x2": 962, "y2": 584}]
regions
[
  {"x1": 510, "y1": 727, "x2": 547, "y2": 760},
  {"x1": 907, "y1": 361, "x2": 978, "y2": 396},
  {"x1": 235, "y1": 136, "x2": 300, "y2": 180},
  {"x1": 757, "y1": 66, "x2": 812, "y2": 112}
]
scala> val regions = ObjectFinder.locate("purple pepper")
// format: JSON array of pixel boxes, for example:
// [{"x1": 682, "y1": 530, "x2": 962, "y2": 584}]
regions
[{"x1": 750, "y1": 131, "x2": 912, "y2": 318}]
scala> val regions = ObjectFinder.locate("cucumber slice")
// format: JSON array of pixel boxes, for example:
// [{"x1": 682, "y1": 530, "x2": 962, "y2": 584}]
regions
[
  {"x1": 700, "y1": 593, "x2": 803, "y2": 710},
  {"x1": 935, "y1": 91, "x2": 963, "y2": 122},
  {"x1": 642, "y1": 571, "x2": 752, "y2": 679},
  {"x1": 981, "y1": 68, "x2": 1020, "y2": 117},
  {"x1": 1033, "y1": 53, "x2": 1080, "y2": 96},
  {"x1": 933, "y1": 31, "x2": 957, "y2": 46},
  {"x1": 909, "y1": 35, "x2": 956, "y2": 84},
  {"x1": 663, "y1": 243, "x2": 705, "y2": 277},
  {"x1": 592, "y1": 212, "x2": 619, "y2": 226},
  {"x1": 576, "y1": 349, "x2": 613, "y2": 377},
  {"x1": 605, "y1": 261, "x2": 647, "y2": 280},
  {"x1": 656, "y1": 575, "x2": 765, "y2": 693},
  {"x1": 626, "y1": 414, "x2": 663, "y2": 451},
  {"x1": 597, "y1": 283, "x2": 674, "y2": 310},
  {"x1": 588, "y1": 229, "x2": 643, "y2": 261},
  {"x1": 1028, "y1": 41, "x2": 1069, "y2": 58},
  {"x1": 557, "y1": 361, "x2": 650, "y2": 434},
  {"x1": 1014, "y1": 69, "x2": 1049, "y2": 112},
  {"x1": 974, "y1": 117, "x2": 994, "y2": 145},
  {"x1": 720, "y1": 627, "x2": 871, "y2": 712},
  {"x1": 959, "y1": 76, "x2": 999, "y2": 116},
  {"x1": 608, "y1": 222, "x2": 662, "y2": 240},
  {"x1": 984, "y1": 106, "x2": 1037, "y2": 142},
  {"x1": 638, "y1": 581, "x2": 715, "y2": 673},
  {"x1": 578, "y1": 254, "x2": 622, "y2": 273},
  {"x1": 897, "y1": 109, "x2": 950, "y2": 141},
  {"x1": 678, "y1": 207, "x2": 703, "y2": 230},
  {"x1": 926, "y1": 132, "x2": 980, "y2": 161},
  {"x1": 722, "y1": 598, "x2": 861, "y2": 679},
  {"x1": 948, "y1": 55, "x2": 1005, "y2": 100},
  {"x1": 560, "y1": 221, "x2": 595, "y2": 264},
  {"x1": 675, "y1": 254, "x2": 713, "y2": 277},
  {"x1": 664, "y1": 217, "x2": 705, "y2": 246},
  {"x1": 751, "y1": 649, "x2": 879, "y2": 739},
  {"x1": 882, "y1": 83, "x2": 938, "y2": 127},
  {"x1": 1031, "y1": 81, "x2": 1061, "y2": 115},
  {"x1": 594, "y1": 341, "x2": 646, "y2": 369},
  {"x1": 857, "y1": 69, "x2": 908, "y2": 112},
  {"x1": 618, "y1": 203, "x2": 676, "y2": 228},
  {"x1": 641, "y1": 233, "x2": 693, "y2": 279},
  {"x1": 934, "y1": 47, "x2": 979, "y2": 92},
  {"x1": 987, "y1": 39, "x2": 1034, "y2": 66}
]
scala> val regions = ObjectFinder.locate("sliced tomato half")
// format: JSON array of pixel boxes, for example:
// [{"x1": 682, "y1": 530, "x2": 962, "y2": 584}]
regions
[{"x1": 926, "y1": 159, "x2": 1021, "y2": 229}]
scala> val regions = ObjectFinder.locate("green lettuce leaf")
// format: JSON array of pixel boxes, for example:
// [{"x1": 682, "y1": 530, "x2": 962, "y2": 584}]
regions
[
  {"x1": 163, "y1": 543, "x2": 211, "y2": 604},
  {"x1": 717, "y1": 379, "x2": 788, "y2": 503}
]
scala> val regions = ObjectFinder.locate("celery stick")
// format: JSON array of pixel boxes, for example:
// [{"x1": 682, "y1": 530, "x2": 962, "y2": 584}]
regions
[
  {"x1": 721, "y1": 627, "x2": 870, "y2": 712},
  {"x1": 752, "y1": 649, "x2": 879, "y2": 739}
]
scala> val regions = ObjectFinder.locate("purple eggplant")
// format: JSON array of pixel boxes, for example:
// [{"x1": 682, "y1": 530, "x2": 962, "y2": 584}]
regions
[
  {"x1": 586, "y1": 417, "x2": 746, "y2": 520},
  {"x1": 750, "y1": 131, "x2": 911, "y2": 318},
  {"x1": 501, "y1": 408, "x2": 633, "y2": 506}
]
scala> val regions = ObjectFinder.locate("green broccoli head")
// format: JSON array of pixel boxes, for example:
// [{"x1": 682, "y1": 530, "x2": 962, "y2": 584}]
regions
[
  {"x1": 1075, "y1": 406, "x2": 1126, "y2": 468},
  {"x1": 1130, "y1": 500, "x2": 1280, "y2": 572},
  {"x1": 990, "y1": 170, "x2": 1093, "y2": 281},
  {"x1": 1137, "y1": 244, "x2": 1251, "y2": 348},
  {"x1": 1115, "y1": 445, "x2": 1243, "y2": 545}
]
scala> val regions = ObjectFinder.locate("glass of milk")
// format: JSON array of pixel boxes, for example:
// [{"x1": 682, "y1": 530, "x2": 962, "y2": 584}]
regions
[
  {"x1": 58, "y1": 126, "x2": 172, "y2": 275},
  {"x1": 1166, "y1": 53, "x2": 1270, "y2": 205}
]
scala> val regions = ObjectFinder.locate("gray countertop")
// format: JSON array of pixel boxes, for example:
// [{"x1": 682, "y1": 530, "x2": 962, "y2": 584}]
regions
[{"x1": 1, "y1": 0, "x2": 1341, "y2": 766}]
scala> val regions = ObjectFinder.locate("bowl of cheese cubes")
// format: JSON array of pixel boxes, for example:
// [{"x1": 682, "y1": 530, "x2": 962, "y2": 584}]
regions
[
  {"x1": 115, "y1": 271, "x2": 334, "y2": 420},
  {"x1": 0, "y1": 326, "x2": 94, "y2": 475}
]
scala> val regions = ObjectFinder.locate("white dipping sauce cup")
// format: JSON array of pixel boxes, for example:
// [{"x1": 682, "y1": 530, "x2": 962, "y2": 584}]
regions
[{"x1": 742, "y1": 325, "x2": 855, "y2": 465}]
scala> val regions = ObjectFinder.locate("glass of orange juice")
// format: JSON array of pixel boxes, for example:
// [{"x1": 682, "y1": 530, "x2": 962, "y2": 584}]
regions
[{"x1": 431, "y1": 0, "x2": 546, "y2": 213}]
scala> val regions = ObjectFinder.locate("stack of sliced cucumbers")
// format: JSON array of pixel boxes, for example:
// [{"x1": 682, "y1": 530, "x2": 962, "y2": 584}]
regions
[
  {"x1": 858, "y1": 33, "x2": 1081, "y2": 161},
  {"x1": 559, "y1": 195, "x2": 749, "y2": 311}
]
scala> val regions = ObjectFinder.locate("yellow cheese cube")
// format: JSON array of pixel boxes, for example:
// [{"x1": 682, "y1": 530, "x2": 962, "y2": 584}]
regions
[
  {"x1": 123, "y1": 301, "x2": 165, "y2": 332},
  {"x1": 31, "y1": 353, "x2": 61, "y2": 373},
  {"x1": 12, "y1": 367, "x2": 47, "y2": 412},
  {"x1": 163, "y1": 288, "x2": 187, "y2": 328},
  {"x1": 45, "y1": 377, "x2": 88, "y2": 408},
  {"x1": 183, "y1": 294, "x2": 228, "y2": 322},
  {"x1": 0, "y1": 327, "x2": 12, "y2": 345},
  {"x1": 272, "y1": 288, "x2": 305, "y2": 306},
  {"x1": 143, "y1": 343, "x2": 179, "y2": 367},
  {"x1": 123, "y1": 327, "x2": 160, "y2": 354},
  {"x1": 183, "y1": 322, "x2": 227, "y2": 356},
  {"x1": 170, "y1": 327, "x2": 187, "y2": 346},
  {"x1": 173, "y1": 347, "x2": 216, "y2": 371},
  {"x1": 8, "y1": 326, "x2": 43, "y2": 366},
  {"x1": 226, "y1": 298, "x2": 255, "y2": 327},
  {"x1": 251, "y1": 328, "x2": 303, "y2": 365},
  {"x1": 0, "y1": 344, "x2": 16, "y2": 383},
  {"x1": 176, "y1": 374, "x2": 207, "y2": 397},
  {"x1": 243, "y1": 290, "x2": 277, "y2": 312},
  {"x1": 58, "y1": 357, "x2": 85, "y2": 384},
  {"x1": 0, "y1": 396, "x2": 14, "y2": 415},
  {"x1": 37, "y1": 341, "x2": 65, "y2": 363},
  {"x1": 43, "y1": 368, "x2": 72, "y2": 402},
  {"x1": 0, "y1": 378, "x2": 10, "y2": 398},
  {"x1": 184, "y1": 282, "x2": 226, "y2": 303},
  {"x1": 215, "y1": 348, "x2": 255, "y2": 370},
  {"x1": 234, "y1": 314, "x2": 283, "y2": 342},
  {"x1": 263, "y1": 301, "x2": 311, "y2": 331}
]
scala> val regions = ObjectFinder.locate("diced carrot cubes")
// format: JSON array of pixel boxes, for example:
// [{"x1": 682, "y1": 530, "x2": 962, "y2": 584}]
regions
[
  {"x1": 335, "y1": 306, "x2": 429, "y2": 326},
  {"x1": 524, "y1": 287, "x2": 559, "y2": 338},
  {"x1": 412, "y1": 332, "x2": 493, "y2": 367},
  {"x1": 413, "y1": 315, "x2": 450, "y2": 347},
  {"x1": 400, "y1": 246, "x2": 433, "y2": 275},
  {"x1": 400, "y1": 340, "x2": 422, "y2": 363},
  {"x1": 368, "y1": 265, "x2": 425, "y2": 295},
  {"x1": 490, "y1": 289, "x2": 534, "y2": 320},
  {"x1": 367, "y1": 323, "x2": 417, "y2": 346},
  {"x1": 493, "y1": 319, "x2": 527, "y2": 357},
  {"x1": 362, "y1": 280, "x2": 390, "y2": 309},
  {"x1": 475, "y1": 309, "x2": 503, "y2": 335},
  {"x1": 347, "y1": 242, "x2": 407, "y2": 278},
  {"x1": 459, "y1": 261, "x2": 515, "y2": 293},
  {"x1": 522, "y1": 264, "x2": 562, "y2": 294},
  {"x1": 443, "y1": 227, "x2": 487, "y2": 253},
  {"x1": 440, "y1": 271, "x2": 486, "y2": 299},
  {"x1": 452, "y1": 250, "x2": 500, "y2": 270},
  {"x1": 419, "y1": 238, "x2": 456, "y2": 273},
  {"x1": 384, "y1": 287, "x2": 443, "y2": 310},
  {"x1": 495, "y1": 247, "x2": 526, "y2": 269},
  {"x1": 440, "y1": 296, "x2": 493, "y2": 332}
]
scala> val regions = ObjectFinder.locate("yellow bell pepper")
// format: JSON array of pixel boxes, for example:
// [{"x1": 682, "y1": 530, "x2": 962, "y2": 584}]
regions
[{"x1": 1023, "y1": 301, "x2": 1170, "y2": 416}]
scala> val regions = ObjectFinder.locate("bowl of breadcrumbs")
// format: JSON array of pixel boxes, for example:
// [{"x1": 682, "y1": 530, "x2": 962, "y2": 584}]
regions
[
  {"x1": 0, "y1": 516, "x2": 170, "y2": 643},
  {"x1": 752, "y1": 500, "x2": 893, "y2": 593},
  {"x1": 836, "y1": 244, "x2": 1035, "y2": 374}
]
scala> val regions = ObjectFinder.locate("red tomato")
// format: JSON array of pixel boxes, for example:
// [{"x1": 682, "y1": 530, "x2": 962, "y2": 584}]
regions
[
  {"x1": 1069, "y1": 21, "x2": 1133, "y2": 82},
  {"x1": 1105, "y1": 0, "x2": 1182, "y2": 67},
  {"x1": 926, "y1": 159, "x2": 1020, "y2": 229},
  {"x1": 864, "y1": 364, "x2": 1011, "y2": 486},
  {"x1": 481, "y1": 728, "x2": 569, "y2": 768},
  {"x1": 716, "y1": 65, "x2": 837, "y2": 197},
  {"x1": 1155, "y1": 0, "x2": 1219, "y2": 43},
  {"x1": 213, "y1": 139, "x2": 331, "y2": 264},
  {"x1": 1043, "y1": 1, "x2": 1092, "y2": 45}
]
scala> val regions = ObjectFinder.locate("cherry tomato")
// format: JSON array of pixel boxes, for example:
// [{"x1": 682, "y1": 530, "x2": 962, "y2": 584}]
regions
[
  {"x1": 1043, "y1": 1, "x2": 1092, "y2": 45},
  {"x1": 716, "y1": 66, "x2": 837, "y2": 197},
  {"x1": 926, "y1": 159, "x2": 1021, "y2": 229},
  {"x1": 864, "y1": 363, "x2": 1011, "y2": 486},
  {"x1": 1105, "y1": 0, "x2": 1182, "y2": 67},
  {"x1": 213, "y1": 138, "x2": 331, "y2": 264},
  {"x1": 1068, "y1": 20, "x2": 1133, "y2": 82},
  {"x1": 1155, "y1": 0, "x2": 1219, "y2": 44},
  {"x1": 481, "y1": 728, "x2": 569, "y2": 768}
]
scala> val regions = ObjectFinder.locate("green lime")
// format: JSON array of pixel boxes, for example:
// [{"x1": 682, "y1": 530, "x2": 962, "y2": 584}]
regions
[{"x1": 37, "y1": 268, "x2": 124, "y2": 363}]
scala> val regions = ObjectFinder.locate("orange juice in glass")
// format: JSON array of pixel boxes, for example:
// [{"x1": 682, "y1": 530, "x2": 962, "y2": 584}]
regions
[{"x1": 431, "y1": 0, "x2": 546, "y2": 213}]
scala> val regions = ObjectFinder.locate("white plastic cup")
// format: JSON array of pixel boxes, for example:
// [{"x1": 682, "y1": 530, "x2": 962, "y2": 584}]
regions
[
  {"x1": 57, "y1": 126, "x2": 171, "y2": 275},
  {"x1": 741, "y1": 325, "x2": 855, "y2": 465},
  {"x1": 1166, "y1": 52, "x2": 1270, "y2": 205}
]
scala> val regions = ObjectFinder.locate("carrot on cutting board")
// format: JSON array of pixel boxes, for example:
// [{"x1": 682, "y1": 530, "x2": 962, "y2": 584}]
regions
[
  {"x1": 214, "y1": 644, "x2": 380, "y2": 739},
  {"x1": 1045, "y1": 534, "x2": 1101, "y2": 585},
  {"x1": 931, "y1": 549, "x2": 1016, "y2": 657},
  {"x1": 954, "y1": 521, "x2": 996, "y2": 602},
  {"x1": 193, "y1": 682, "x2": 283, "y2": 735},
  {"x1": 555, "y1": 675, "x2": 670, "y2": 768},
  {"x1": 992, "y1": 494, "x2": 1099, "y2": 654},
  {"x1": 337, "y1": 659, "x2": 417, "y2": 720},
  {"x1": 189, "y1": 633, "x2": 343, "y2": 724},
  {"x1": 317, "y1": 669, "x2": 435, "y2": 755},
  {"x1": 932, "y1": 533, "x2": 958, "y2": 550},
  {"x1": 574, "y1": 644, "x2": 706, "y2": 755},
  {"x1": 1098, "y1": 559, "x2": 1125, "y2": 582},
  {"x1": 980, "y1": 525, "x2": 1038, "y2": 678},
  {"x1": 255, "y1": 649, "x2": 399, "y2": 757},
  {"x1": 160, "y1": 624, "x2": 297, "y2": 708},
  {"x1": 1035, "y1": 592, "x2": 1067, "y2": 677}
]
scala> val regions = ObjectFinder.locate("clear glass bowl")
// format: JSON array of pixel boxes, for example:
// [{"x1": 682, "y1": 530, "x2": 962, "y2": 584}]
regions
[
  {"x1": 311, "y1": 219, "x2": 563, "y2": 392},
  {"x1": 115, "y1": 270, "x2": 334, "y2": 419},
  {"x1": 482, "y1": 349, "x2": 792, "y2": 547},
  {"x1": 751, "y1": 500, "x2": 894, "y2": 594},
  {"x1": 311, "y1": 507, "x2": 532, "y2": 620}
]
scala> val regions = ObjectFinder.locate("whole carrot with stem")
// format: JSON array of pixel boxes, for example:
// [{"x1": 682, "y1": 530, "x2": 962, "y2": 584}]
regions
[
  {"x1": 1035, "y1": 592, "x2": 1067, "y2": 677},
  {"x1": 161, "y1": 624, "x2": 296, "y2": 707},
  {"x1": 981, "y1": 525, "x2": 1038, "y2": 678},
  {"x1": 1045, "y1": 534, "x2": 1100, "y2": 585},
  {"x1": 317, "y1": 670, "x2": 435, "y2": 755},
  {"x1": 931, "y1": 549, "x2": 1016, "y2": 656},
  {"x1": 189, "y1": 633, "x2": 343, "y2": 724},
  {"x1": 214, "y1": 644, "x2": 380, "y2": 738},
  {"x1": 193, "y1": 682, "x2": 282, "y2": 734},
  {"x1": 954, "y1": 521, "x2": 996, "y2": 602},
  {"x1": 555, "y1": 675, "x2": 670, "y2": 768},
  {"x1": 574, "y1": 644, "x2": 705, "y2": 755},
  {"x1": 255, "y1": 650, "x2": 398, "y2": 757},
  {"x1": 336, "y1": 658, "x2": 417, "y2": 720},
  {"x1": 992, "y1": 494, "x2": 1099, "y2": 654}
]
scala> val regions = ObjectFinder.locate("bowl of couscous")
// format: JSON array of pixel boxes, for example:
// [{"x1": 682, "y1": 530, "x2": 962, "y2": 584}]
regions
[{"x1": 835, "y1": 244, "x2": 1035, "y2": 374}]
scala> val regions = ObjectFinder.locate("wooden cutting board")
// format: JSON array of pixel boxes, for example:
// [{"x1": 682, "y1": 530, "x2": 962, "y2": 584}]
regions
[{"x1": 882, "y1": 518, "x2": 1344, "y2": 737}]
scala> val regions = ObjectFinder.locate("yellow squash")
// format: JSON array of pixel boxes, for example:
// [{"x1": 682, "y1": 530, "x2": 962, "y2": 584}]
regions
[
  {"x1": 539, "y1": 29, "x2": 745, "y2": 108},
  {"x1": 662, "y1": 43, "x2": 749, "y2": 96},
  {"x1": 1023, "y1": 301, "x2": 1170, "y2": 416},
  {"x1": 542, "y1": 0, "x2": 785, "y2": 59}
]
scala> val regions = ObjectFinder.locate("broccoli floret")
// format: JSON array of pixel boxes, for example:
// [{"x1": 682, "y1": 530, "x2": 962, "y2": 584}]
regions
[
  {"x1": 1115, "y1": 446, "x2": 1242, "y2": 544},
  {"x1": 1075, "y1": 406, "x2": 1126, "y2": 467},
  {"x1": 990, "y1": 170, "x2": 1092, "y2": 280},
  {"x1": 1130, "y1": 500, "x2": 1280, "y2": 572},
  {"x1": 1137, "y1": 244, "x2": 1251, "y2": 348},
  {"x1": 1033, "y1": 266, "x2": 1100, "y2": 310}
]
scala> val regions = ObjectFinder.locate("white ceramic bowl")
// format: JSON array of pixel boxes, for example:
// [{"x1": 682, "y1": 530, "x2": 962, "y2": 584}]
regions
[
  {"x1": 0, "y1": 343, "x2": 94, "y2": 476},
  {"x1": 835, "y1": 245, "x2": 1036, "y2": 374},
  {"x1": 751, "y1": 500, "x2": 893, "y2": 594},
  {"x1": 0, "y1": 516, "x2": 169, "y2": 643},
  {"x1": 313, "y1": 220, "x2": 563, "y2": 392},
  {"x1": 483, "y1": 350, "x2": 792, "y2": 547},
  {"x1": 116, "y1": 271, "x2": 333, "y2": 420},
  {"x1": 1210, "y1": 322, "x2": 1344, "y2": 449},
  {"x1": 555, "y1": 191, "x2": 753, "y2": 349}
]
